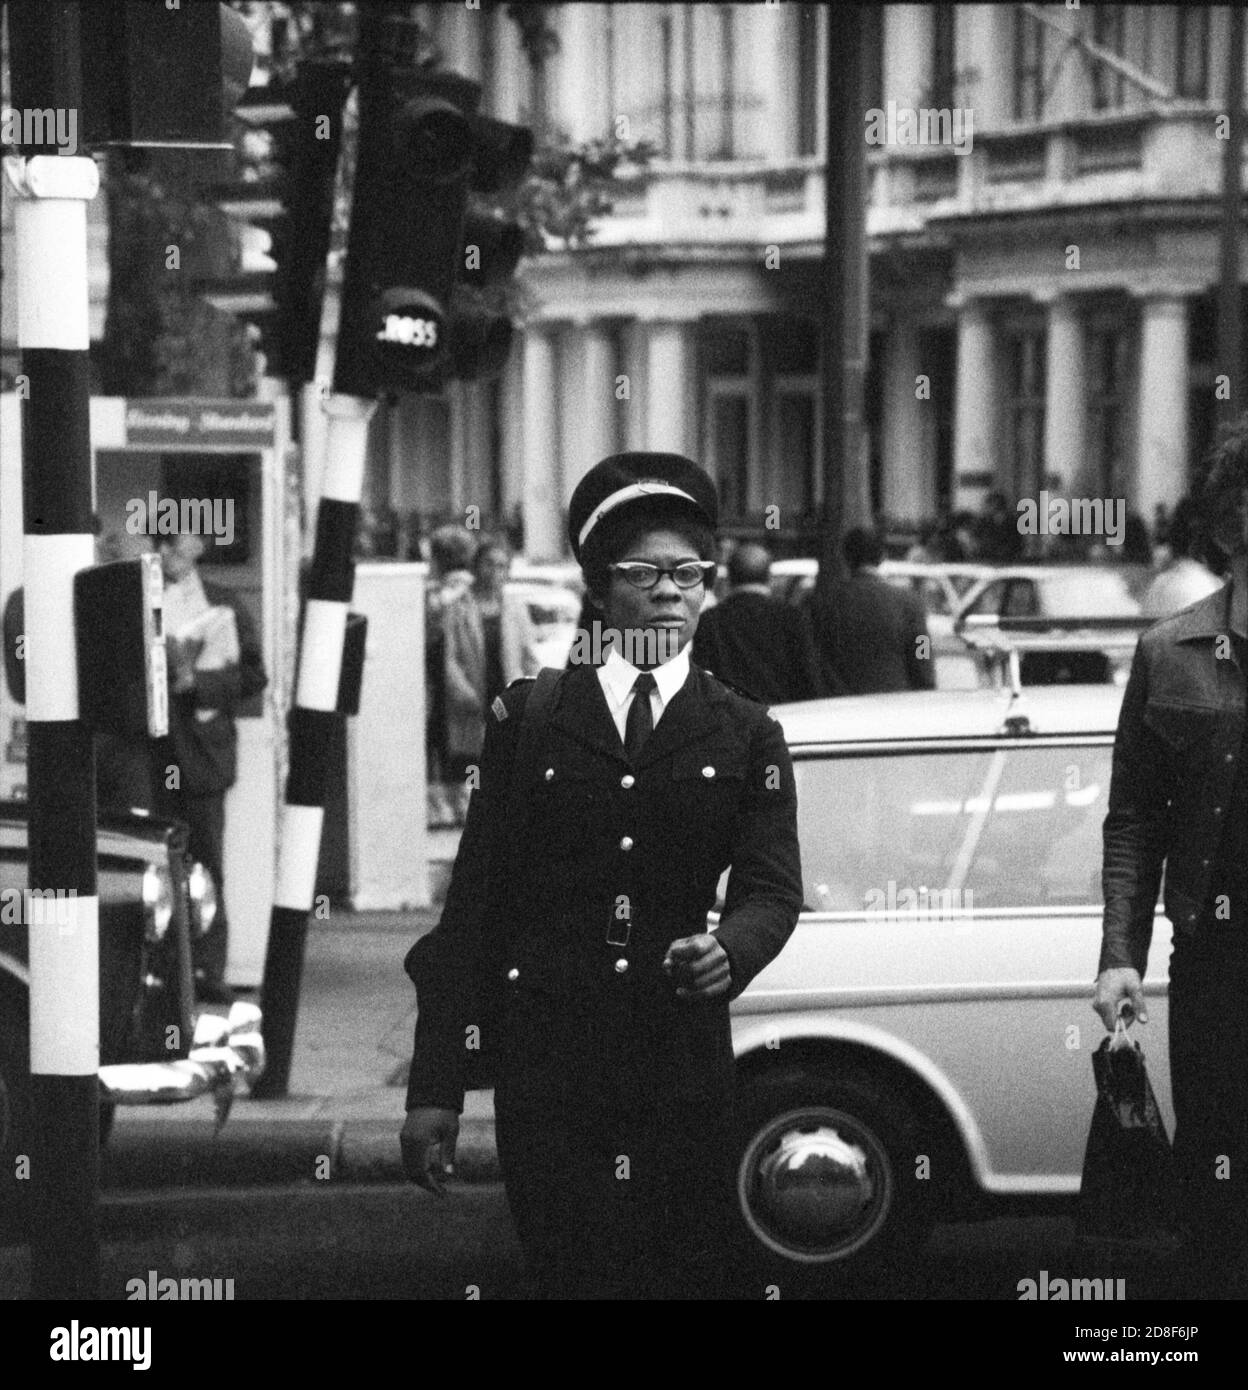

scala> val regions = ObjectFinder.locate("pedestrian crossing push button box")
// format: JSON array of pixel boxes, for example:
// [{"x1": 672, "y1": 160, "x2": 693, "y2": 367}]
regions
[{"x1": 74, "y1": 555, "x2": 168, "y2": 738}]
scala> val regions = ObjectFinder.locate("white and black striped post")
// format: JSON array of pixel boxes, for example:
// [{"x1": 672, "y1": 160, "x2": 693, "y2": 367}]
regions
[
  {"x1": 6, "y1": 4, "x2": 102, "y2": 1298},
  {"x1": 255, "y1": 394, "x2": 374, "y2": 1096}
]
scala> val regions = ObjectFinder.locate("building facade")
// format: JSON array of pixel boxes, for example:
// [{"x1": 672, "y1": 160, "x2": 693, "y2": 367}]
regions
[
  {"x1": 4, "y1": 4, "x2": 1245, "y2": 561},
  {"x1": 383, "y1": 2, "x2": 1247, "y2": 559}
]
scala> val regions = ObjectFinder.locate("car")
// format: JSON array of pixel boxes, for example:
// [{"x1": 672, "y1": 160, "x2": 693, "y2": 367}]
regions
[
  {"x1": 725, "y1": 680, "x2": 1167, "y2": 1287},
  {"x1": 506, "y1": 580, "x2": 584, "y2": 670},
  {"x1": 954, "y1": 564, "x2": 1150, "y2": 685},
  {"x1": 1, "y1": 802, "x2": 264, "y2": 1224},
  {"x1": 768, "y1": 558, "x2": 994, "y2": 689}
]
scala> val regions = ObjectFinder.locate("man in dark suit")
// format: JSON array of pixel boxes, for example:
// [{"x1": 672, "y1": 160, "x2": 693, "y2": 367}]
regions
[
  {"x1": 805, "y1": 527, "x2": 936, "y2": 694},
  {"x1": 692, "y1": 541, "x2": 831, "y2": 703},
  {"x1": 151, "y1": 532, "x2": 268, "y2": 1003},
  {"x1": 401, "y1": 453, "x2": 803, "y2": 1299}
]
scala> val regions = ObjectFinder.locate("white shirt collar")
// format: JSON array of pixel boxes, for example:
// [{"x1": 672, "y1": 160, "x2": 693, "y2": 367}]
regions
[{"x1": 599, "y1": 641, "x2": 690, "y2": 712}]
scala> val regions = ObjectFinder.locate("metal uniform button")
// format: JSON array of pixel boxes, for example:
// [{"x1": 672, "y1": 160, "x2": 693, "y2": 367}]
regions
[
  {"x1": 545, "y1": 768, "x2": 555, "y2": 781},
  {"x1": 1214, "y1": 806, "x2": 1223, "y2": 816},
  {"x1": 1226, "y1": 753, "x2": 1235, "y2": 763},
  {"x1": 620, "y1": 774, "x2": 635, "y2": 789},
  {"x1": 702, "y1": 766, "x2": 715, "y2": 778},
  {"x1": 614, "y1": 958, "x2": 629, "y2": 974},
  {"x1": 507, "y1": 967, "x2": 520, "y2": 982},
  {"x1": 620, "y1": 836, "x2": 634, "y2": 851}
]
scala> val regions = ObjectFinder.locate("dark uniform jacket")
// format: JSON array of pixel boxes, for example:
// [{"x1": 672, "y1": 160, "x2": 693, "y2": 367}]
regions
[
  {"x1": 1100, "y1": 580, "x2": 1243, "y2": 975},
  {"x1": 159, "y1": 581, "x2": 268, "y2": 798},
  {"x1": 804, "y1": 572, "x2": 935, "y2": 694},
  {"x1": 405, "y1": 660, "x2": 803, "y2": 1122},
  {"x1": 692, "y1": 588, "x2": 831, "y2": 704}
]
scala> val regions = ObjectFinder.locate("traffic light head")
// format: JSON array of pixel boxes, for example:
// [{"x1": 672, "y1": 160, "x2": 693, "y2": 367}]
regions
[{"x1": 334, "y1": 70, "x2": 533, "y2": 398}]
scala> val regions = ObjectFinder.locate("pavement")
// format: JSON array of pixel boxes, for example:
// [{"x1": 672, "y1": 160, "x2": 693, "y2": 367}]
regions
[{"x1": 101, "y1": 824, "x2": 500, "y2": 1191}]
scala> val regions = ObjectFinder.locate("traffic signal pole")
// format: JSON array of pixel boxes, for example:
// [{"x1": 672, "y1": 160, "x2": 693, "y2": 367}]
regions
[
  {"x1": 6, "y1": 2, "x2": 101, "y2": 1297},
  {"x1": 256, "y1": 394, "x2": 373, "y2": 1096}
]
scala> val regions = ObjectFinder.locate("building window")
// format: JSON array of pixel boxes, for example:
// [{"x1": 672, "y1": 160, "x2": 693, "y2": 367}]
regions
[
  {"x1": 704, "y1": 325, "x2": 755, "y2": 518},
  {"x1": 1175, "y1": 8, "x2": 1210, "y2": 100},
  {"x1": 1004, "y1": 328, "x2": 1046, "y2": 500},
  {"x1": 930, "y1": 4, "x2": 957, "y2": 109},
  {"x1": 1090, "y1": 5, "x2": 1126, "y2": 110},
  {"x1": 1012, "y1": 9, "x2": 1045, "y2": 121},
  {"x1": 1087, "y1": 326, "x2": 1129, "y2": 496}
]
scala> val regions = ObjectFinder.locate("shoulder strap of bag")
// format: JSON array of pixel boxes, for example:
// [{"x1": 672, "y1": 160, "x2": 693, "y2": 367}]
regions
[{"x1": 505, "y1": 666, "x2": 561, "y2": 825}]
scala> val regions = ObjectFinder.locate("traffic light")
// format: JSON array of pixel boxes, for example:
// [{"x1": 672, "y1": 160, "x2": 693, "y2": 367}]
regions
[
  {"x1": 215, "y1": 60, "x2": 351, "y2": 384},
  {"x1": 334, "y1": 69, "x2": 532, "y2": 398},
  {"x1": 80, "y1": 0, "x2": 254, "y2": 149}
]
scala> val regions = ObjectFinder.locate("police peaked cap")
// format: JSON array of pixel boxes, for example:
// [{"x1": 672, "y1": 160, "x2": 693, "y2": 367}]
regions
[{"x1": 567, "y1": 452, "x2": 719, "y2": 561}]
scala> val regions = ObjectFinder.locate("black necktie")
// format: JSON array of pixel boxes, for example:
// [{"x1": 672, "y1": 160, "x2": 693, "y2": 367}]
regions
[{"x1": 624, "y1": 671, "x2": 657, "y2": 764}]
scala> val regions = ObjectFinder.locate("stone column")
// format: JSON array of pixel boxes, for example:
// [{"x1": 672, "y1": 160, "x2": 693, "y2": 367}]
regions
[
  {"x1": 521, "y1": 325, "x2": 563, "y2": 559},
  {"x1": 566, "y1": 320, "x2": 617, "y2": 485},
  {"x1": 1135, "y1": 292, "x2": 1190, "y2": 517},
  {"x1": 1042, "y1": 294, "x2": 1086, "y2": 495},
  {"x1": 644, "y1": 320, "x2": 693, "y2": 455},
  {"x1": 952, "y1": 297, "x2": 996, "y2": 512},
  {"x1": 881, "y1": 319, "x2": 933, "y2": 524}
]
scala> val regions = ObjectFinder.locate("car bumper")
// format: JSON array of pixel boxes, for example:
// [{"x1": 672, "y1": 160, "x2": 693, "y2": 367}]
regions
[{"x1": 97, "y1": 1001, "x2": 265, "y2": 1107}]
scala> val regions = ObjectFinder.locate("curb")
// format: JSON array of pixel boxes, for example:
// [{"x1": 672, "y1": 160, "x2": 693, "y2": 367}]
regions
[{"x1": 102, "y1": 1117, "x2": 502, "y2": 1190}]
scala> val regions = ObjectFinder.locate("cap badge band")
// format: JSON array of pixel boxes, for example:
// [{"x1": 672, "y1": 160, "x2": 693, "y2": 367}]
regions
[{"x1": 576, "y1": 481, "x2": 698, "y2": 549}]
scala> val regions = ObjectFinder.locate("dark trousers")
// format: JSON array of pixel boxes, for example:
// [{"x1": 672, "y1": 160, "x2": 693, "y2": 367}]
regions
[
  {"x1": 494, "y1": 1093, "x2": 746, "y2": 1300},
  {"x1": 1168, "y1": 925, "x2": 1248, "y2": 1298},
  {"x1": 157, "y1": 788, "x2": 229, "y2": 988}
]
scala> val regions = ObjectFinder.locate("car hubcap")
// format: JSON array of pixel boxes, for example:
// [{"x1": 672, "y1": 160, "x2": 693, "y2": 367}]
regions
[{"x1": 738, "y1": 1105, "x2": 894, "y2": 1263}]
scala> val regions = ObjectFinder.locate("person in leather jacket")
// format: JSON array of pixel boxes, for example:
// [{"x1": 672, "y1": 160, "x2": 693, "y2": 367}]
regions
[{"x1": 1094, "y1": 419, "x2": 1247, "y2": 1297}]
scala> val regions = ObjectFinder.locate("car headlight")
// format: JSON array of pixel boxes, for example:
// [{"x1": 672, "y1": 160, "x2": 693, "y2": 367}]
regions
[
  {"x1": 142, "y1": 862, "x2": 174, "y2": 943},
  {"x1": 187, "y1": 860, "x2": 218, "y2": 939}
]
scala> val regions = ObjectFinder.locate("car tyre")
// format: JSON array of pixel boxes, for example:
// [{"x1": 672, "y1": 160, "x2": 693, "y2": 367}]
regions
[{"x1": 734, "y1": 1065, "x2": 936, "y2": 1295}]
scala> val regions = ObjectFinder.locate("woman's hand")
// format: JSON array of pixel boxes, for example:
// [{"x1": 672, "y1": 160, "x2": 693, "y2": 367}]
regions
[
  {"x1": 663, "y1": 934, "x2": 733, "y2": 1000},
  {"x1": 400, "y1": 1106, "x2": 460, "y2": 1194},
  {"x1": 1093, "y1": 966, "x2": 1147, "y2": 1031}
]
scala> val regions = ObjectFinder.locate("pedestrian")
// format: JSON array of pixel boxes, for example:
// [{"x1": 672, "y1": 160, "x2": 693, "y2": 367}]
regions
[
  {"x1": 1093, "y1": 418, "x2": 1247, "y2": 1299},
  {"x1": 150, "y1": 530, "x2": 268, "y2": 1004},
  {"x1": 804, "y1": 527, "x2": 936, "y2": 694},
  {"x1": 441, "y1": 533, "x2": 540, "y2": 824},
  {"x1": 975, "y1": 490, "x2": 1024, "y2": 562},
  {"x1": 424, "y1": 524, "x2": 474, "y2": 826},
  {"x1": 400, "y1": 452, "x2": 803, "y2": 1299},
  {"x1": 1140, "y1": 496, "x2": 1223, "y2": 619},
  {"x1": 692, "y1": 540, "x2": 831, "y2": 702}
]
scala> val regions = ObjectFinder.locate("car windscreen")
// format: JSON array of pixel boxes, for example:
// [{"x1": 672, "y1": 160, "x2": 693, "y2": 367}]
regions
[{"x1": 792, "y1": 741, "x2": 1113, "y2": 914}]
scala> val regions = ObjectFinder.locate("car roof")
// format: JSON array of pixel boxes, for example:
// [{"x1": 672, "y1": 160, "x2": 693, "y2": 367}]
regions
[
  {"x1": 773, "y1": 684, "x2": 1125, "y2": 744},
  {"x1": 966, "y1": 564, "x2": 1146, "y2": 582}
]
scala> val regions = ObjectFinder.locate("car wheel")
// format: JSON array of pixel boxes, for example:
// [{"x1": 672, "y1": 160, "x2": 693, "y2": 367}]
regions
[
  {"x1": 0, "y1": 1035, "x2": 32, "y2": 1232},
  {"x1": 734, "y1": 1065, "x2": 935, "y2": 1293}
]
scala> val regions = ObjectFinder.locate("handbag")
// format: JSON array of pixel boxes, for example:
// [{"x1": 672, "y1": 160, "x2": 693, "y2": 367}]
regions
[{"x1": 1074, "y1": 1016, "x2": 1184, "y2": 1253}]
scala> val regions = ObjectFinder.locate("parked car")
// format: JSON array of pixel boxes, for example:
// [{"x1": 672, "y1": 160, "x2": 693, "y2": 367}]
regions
[
  {"x1": 0, "y1": 803, "x2": 264, "y2": 1223},
  {"x1": 726, "y1": 681, "x2": 1166, "y2": 1287},
  {"x1": 954, "y1": 564, "x2": 1150, "y2": 685},
  {"x1": 506, "y1": 580, "x2": 583, "y2": 670},
  {"x1": 768, "y1": 558, "x2": 993, "y2": 689}
]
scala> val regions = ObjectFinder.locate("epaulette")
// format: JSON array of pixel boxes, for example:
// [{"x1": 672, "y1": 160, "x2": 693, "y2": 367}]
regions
[{"x1": 492, "y1": 676, "x2": 536, "y2": 722}]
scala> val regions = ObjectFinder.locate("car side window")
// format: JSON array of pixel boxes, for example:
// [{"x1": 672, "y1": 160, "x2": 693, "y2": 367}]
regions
[
  {"x1": 792, "y1": 751, "x2": 997, "y2": 913},
  {"x1": 1003, "y1": 580, "x2": 1039, "y2": 618},
  {"x1": 959, "y1": 743, "x2": 1113, "y2": 909},
  {"x1": 964, "y1": 580, "x2": 1005, "y2": 617}
]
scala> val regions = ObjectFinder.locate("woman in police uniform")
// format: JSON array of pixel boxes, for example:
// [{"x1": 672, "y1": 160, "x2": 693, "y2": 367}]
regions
[{"x1": 400, "y1": 453, "x2": 803, "y2": 1300}]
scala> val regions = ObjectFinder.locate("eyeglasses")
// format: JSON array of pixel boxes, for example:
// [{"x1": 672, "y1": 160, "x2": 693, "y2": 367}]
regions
[{"x1": 609, "y1": 561, "x2": 717, "y2": 590}]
